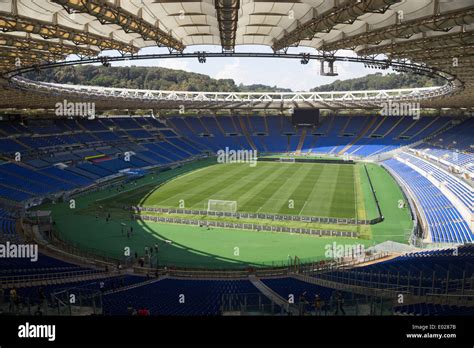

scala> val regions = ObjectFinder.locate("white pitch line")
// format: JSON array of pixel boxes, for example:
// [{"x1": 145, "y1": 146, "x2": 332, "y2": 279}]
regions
[{"x1": 299, "y1": 200, "x2": 308, "y2": 216}]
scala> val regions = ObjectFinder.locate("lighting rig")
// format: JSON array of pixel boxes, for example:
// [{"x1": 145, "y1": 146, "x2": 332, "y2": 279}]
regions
[
  {"x1": 100, "y1": 56, "x2": 111, "y2": 68},
  {"x1": 300, "y1": 53, "x2": 310, "y2": 65},
  {"x1": 197, "y1": 52, "x2": 207, "y2": 64},
  {"x1": 320, "y1": 58, "x2": 338, "y2": 76}
]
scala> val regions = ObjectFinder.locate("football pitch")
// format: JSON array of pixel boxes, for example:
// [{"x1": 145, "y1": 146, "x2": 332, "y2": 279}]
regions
[
  {"x1": 43, "y1": 158, "x2": 413, "y2": 269},
  {"x1": 142, "y1": 162, "x2": 358, "y2": 219}
]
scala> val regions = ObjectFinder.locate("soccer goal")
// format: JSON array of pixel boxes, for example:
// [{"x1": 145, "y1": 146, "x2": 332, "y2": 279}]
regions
[{"x1": 207, "y1": 199, "x2": 237, "y2": 213}]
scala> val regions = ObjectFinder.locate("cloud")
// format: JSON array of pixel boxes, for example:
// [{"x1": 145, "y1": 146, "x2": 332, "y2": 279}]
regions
[
  {"x1": 214, "y1": 58, "x2": 247, "y2": 82},
  {"x1": 212, "y1": 55, "x2": 379, "y2": 91},
  {"x1": 155, "y1": 59, "x2": 190, "y2": 71}
]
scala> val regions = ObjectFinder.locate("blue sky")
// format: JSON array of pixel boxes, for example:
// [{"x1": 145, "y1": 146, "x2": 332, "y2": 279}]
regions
[{"x1": 75, "y1": 45, "x2": 391, "y2": 92}]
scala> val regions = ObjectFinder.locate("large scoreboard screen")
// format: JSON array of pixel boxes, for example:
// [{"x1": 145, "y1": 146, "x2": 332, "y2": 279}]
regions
[{"x1": 291, "y1": 109, "x2": 320, "y2": 127}]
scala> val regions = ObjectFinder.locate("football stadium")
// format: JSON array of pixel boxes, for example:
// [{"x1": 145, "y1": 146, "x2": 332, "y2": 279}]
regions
[{"x1": 0, "y1": 0, "x2": 473, "y2": 344}]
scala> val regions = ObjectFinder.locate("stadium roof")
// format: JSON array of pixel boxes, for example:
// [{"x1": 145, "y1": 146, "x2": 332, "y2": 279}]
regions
[{"x1": 0, "y1": 0, "x2": 473, "y2": 109}]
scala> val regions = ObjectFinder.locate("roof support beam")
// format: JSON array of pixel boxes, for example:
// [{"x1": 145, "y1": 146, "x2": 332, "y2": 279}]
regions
[
  {"x1": 0, "y1": 33, "x2": 99, "y2": 57},
  {"x1": 397, "y1": 46, "x2": 474, "y2": 62},
  {"x1": 357, "y1": 31, "x2": 474, "y2": 57},
  {"x1": 51, "y1": 0, "x2": 185, "y2": 52},
  {"x1": 0, "y1": 13, "x2": 138, "y2": 53},
  {"x1": 0, "y1": 46, "x2": 65, "y2": 61},
  {"x1": 215, "y1": 0, "x2": 240, "y2": 52},
  {"x1": 424, "y1": 57, "x2": 474, "y2": 67},
  {"x1": 321, "y1": 7, "x2": 474, "y2": 51},
  {"x1": 0, "y1": 58, "x2": 48, "y2": 71},
  {"x1": 272, "y1": 0, "x2": 400, "y2": 52}
]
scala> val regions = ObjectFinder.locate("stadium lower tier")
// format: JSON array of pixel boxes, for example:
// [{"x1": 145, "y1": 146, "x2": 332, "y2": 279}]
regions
[
  {"x1": 316, "y1": 246, "x2": 474, "y2": 292},
  {"x1": 383, "y1": 158, "x2": 473, "y2": 244},
  {"x1": 2, "y1": 247, "x2": 472, "y2": 316}
]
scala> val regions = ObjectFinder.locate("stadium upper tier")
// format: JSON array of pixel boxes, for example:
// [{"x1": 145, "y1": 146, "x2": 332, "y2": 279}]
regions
[
  {"x1": 0, "y1": 0, "x2": 473, "y2": 108},
  {"x1": 0, "y1": 114, "x2": 471, "y2": 206}
]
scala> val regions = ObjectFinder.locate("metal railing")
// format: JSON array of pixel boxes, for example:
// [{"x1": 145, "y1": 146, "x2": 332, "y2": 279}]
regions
[
  {"x1": 221, "y1": 292, "x2": 395, "y2": 316},
  {"x1": 0, "y1": 288, "x2": 103, "y2": 316},
  {"x1": 309, "y1": 269, "x2": 474, "y2": 298},
  {"x1": 0, "y1": 269, "x2": 106, "y2": 287}
]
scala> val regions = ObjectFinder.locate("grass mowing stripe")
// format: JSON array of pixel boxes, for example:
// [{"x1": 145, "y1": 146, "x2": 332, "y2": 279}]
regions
[
  {"x1": 151, "y1": 164, "x2": 250, "y2": 208},
  {"x1": 202, "y1": 164, "x2": 268, "y2": 198},
  {"x1": 238, "y1": 164, "x2": 296, "y2": 212},
  {"x1": 300, "y1": 164, "x2": 342, "y2": 217},
  {"x1": 354, "y1": 164, "x2": 367, "y2": 220},
  {"x1": 142, "y1": 163, "x2": 229, "y2": 206},
  {"x1": 211, "y1": 163, "x2": 287, "y2": 202},
  {"x1": 181, "y1": 164, "x2": 254, "y2": 209},
  {"x1": 327, "y1": 165, "x2": 355, "y2": 218},
  {"x1": 273, "y1": 164, "x2": 315, "y2": 215},
  {"x1": 207, "y1": 163, "x2": 281, "y2": 207},
  {"x1": 301, "y1": 164, "x2": 340, "y2": 217},
  {"x1": 247, "y1": 164, "x2": 307, "y2": 212},
  {"x1": 257, "y1": 163, "x2": 311, "y2": 213},
  {"x1": 276, "y1": 163, "x2": 324, "y2": 215}
]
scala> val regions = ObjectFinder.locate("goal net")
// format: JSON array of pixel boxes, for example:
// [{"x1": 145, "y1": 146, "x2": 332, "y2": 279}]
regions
[
  {"x1": 207, "y1": 199, "x2": 237, "y2": 213},
  {"x1": 279, "y1": 157, "x2": 295, "y2": 163}
]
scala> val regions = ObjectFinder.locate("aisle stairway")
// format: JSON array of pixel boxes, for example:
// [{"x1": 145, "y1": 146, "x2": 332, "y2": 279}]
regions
[
  {"x1": 249, "y1": 275, "x2": 298, "y2": 315},
  {"x1": 338, "y1": 117, "x2": 378, "y2": 155},
  {"x1": 238, "y1": 117, "x2": 257, "y2": 151},
  {"x1": 295, "y1": 129, "x2": 307, "y2": 154}
]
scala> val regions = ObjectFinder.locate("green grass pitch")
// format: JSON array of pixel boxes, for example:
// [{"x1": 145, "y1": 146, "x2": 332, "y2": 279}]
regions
[
  {"x1": 142, "y1": 162, "x2": 358, "y2": 219},
  {"x1": 42, "y1": 159, "x2": 413, "y2": 269}
]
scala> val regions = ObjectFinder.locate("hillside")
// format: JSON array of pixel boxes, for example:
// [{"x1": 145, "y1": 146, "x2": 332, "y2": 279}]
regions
[
  {"x1": 311, "y1": 72, "x2": 444, "y2": 92},
  {"x1": 25, "y1": 65, "x2": 291, "y2": 93},
  {"x1": 26, "y1": 66, "x2": 442, "y2": 92}
]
